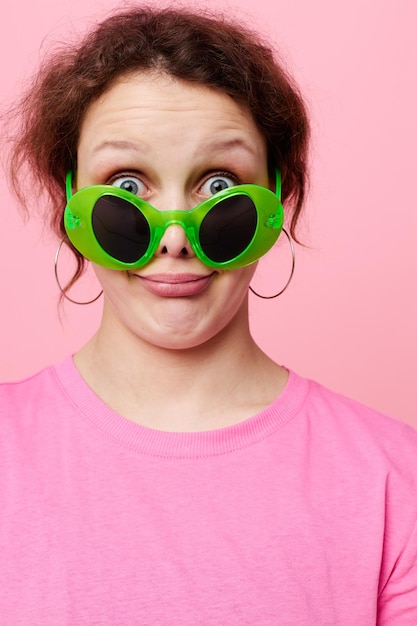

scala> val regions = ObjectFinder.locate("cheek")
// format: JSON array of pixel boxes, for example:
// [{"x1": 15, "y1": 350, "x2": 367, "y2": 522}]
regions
[
  {"x1": 213, "y1": 264, "x2": 257, "y2": 307},
  {"x1": 224, "y1": 264, "x2": 257, "y2": 289},
  {"x1": 92, "y1": 265, "x2": 117, "y2": 285},
  {"x1": 91, "y1": 265, "x2": 130, "y2": 299}
]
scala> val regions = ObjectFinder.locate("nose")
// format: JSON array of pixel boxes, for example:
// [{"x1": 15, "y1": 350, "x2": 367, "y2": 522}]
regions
[{"x1": 154, "y1": 224, "x2": 195, "y2": 260}]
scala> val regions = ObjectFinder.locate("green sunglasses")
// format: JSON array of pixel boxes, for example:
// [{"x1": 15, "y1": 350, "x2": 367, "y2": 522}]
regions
[{"x1": 64, "y1": 170, "x2": 284, "y2": 270}]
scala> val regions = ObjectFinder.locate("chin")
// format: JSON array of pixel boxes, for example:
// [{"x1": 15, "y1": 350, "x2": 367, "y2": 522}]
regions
[
  {"x1": 131, "y1": 312, "x2": 236, "y2": 351},
  {"x1": 143, "y1": 327, "x2": 222, "y2": 351}
]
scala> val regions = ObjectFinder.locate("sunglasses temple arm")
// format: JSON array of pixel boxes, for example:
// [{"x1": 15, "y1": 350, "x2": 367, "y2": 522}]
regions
[
  {"x1": 66, "y1": 171, "x2": 74, "y2": 200},
  {"x1": 275, "y1": 169, "x2": 282, "y2": 201}
]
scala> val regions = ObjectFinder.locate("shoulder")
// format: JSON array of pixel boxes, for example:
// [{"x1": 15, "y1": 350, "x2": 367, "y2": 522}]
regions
[
  {"x1": 293, "y1": 370, "x2": 417, "y2": 439},
  {"x1": 0, "y1": 360, "x2": 71, "y2": 426},
  {"x1": 0, "y1": 364, "x2": 59, "y2": 401},
  {"x1": 287, "y1": 370, "x2": 417, "y2": 481},
  {"x1": 310, "y1": 375, "x2": 416, "y2": 442}
]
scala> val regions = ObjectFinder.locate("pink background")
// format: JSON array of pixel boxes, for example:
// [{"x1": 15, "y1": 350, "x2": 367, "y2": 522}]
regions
[{"x1": 0, "y1": 0, "x2": 416, "y2": 428}]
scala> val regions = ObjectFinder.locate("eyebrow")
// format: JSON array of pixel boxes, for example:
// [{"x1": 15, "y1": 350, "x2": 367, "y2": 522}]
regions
[
  {"x1": 196, "y1": 137, "x2": 259, "y2": 157},
  {"x1": 92, "y1": 139, "x2": 149, "y2": 154},
  {"x1": 91, "y1": 137, "x2": 259, "y2": 157}
]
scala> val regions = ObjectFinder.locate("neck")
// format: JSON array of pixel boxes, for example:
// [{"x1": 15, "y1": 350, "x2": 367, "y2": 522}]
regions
[{"x1": 74, "y1": 300, "x2": 287, "y2": 431}]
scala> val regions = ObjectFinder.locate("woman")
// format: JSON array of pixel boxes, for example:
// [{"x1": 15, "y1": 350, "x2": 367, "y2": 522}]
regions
[{"x1": 1, "y1": 7, "x2": 416, "y2": 624}]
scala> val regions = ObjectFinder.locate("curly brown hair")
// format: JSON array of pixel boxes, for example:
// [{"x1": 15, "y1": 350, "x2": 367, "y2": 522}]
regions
[{"x1": 7, "y1": 6, "x2": 309, "y2": 286}]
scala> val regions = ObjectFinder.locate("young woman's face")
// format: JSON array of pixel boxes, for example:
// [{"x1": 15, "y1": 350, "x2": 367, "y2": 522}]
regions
[{"x1": 76, "y1": 71, "x2": 269, "y2": 350}]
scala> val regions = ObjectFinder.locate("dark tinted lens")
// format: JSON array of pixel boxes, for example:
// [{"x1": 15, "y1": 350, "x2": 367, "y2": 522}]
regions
[
  {"x1": 199, "y1": 195, "x2": 257, "y2": 262},
  {"x1": 92, "y1": 195, "x2": 150, "y2": 263}
]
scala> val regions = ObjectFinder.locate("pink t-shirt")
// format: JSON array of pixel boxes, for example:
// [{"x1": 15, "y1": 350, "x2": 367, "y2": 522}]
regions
[{"x1": 0, "y1": 357, "x2": 416, "y2": 624}]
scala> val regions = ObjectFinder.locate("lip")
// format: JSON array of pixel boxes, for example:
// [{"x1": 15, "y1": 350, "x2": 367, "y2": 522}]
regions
[{"x1": 136, "y1": 272, "x2": 215, "y2": 297}]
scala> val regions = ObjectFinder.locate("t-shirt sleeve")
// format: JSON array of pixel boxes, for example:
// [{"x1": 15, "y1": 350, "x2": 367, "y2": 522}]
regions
[{"x1": 377, "y1": 517, "x2": 417, "y2": 624}]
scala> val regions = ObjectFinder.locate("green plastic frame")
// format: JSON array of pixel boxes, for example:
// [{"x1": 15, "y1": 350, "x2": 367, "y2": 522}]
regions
[{"x1": 64, "y1": 171, "x2": 284, "y2": 270}]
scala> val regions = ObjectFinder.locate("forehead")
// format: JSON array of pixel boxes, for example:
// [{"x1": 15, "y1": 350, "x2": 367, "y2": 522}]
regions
[{"x1": 78, "y1": 70, "x2": 266, "y2": 161}]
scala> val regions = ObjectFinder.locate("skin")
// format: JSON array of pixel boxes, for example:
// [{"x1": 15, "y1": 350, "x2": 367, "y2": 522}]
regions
[{"x1": 74, "y1": 70, "x2": 288, "y2": 431}]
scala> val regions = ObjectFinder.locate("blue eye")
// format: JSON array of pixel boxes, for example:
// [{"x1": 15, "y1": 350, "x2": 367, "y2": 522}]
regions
[
  {"x1": 111, "y1": 175, "x2": 146, "y2": 196},
  {"x1": 201, "y1": 175, "x2": 236, "y2": 196}
]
